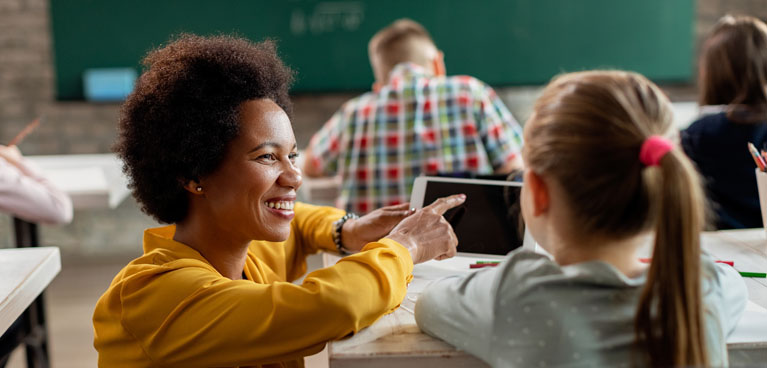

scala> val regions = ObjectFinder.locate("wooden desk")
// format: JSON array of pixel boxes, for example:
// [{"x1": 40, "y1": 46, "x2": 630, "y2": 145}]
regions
[
  {"x1": 326, "y1": 229, "x2": 767, "y2": 367},
  {"x1": 701, "y1": 230, "x2": 767, "y2": 310},
  {"x1": 0, "y1": 247, "x2": 61, "y2": 335}
]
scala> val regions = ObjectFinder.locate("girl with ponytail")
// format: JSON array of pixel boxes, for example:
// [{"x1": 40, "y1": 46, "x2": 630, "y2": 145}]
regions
[{"x1": 415, "y1": 70, "x2": 748, "y2": 367}]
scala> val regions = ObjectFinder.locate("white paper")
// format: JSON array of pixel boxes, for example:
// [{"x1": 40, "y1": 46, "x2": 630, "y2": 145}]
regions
[{"x1": 728, "y1": 300, "x2": 767, "y2": 344}]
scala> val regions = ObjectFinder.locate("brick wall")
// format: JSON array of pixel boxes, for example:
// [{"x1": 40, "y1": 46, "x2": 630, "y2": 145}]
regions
[
  {"x1": 0, "y1": 0, "x2": 763, "y2": 254},
  {"x1": 697, "y1": 0, "x2": 767, "y2": 48},
  {"x1": 0, "y1": 0, "x2": 119, "y2": 155}
]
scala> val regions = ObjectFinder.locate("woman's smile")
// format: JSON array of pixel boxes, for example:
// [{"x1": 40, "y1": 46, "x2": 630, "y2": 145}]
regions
[{"x1": 263, "y1": 196, "x2": 296, "y2": 220}]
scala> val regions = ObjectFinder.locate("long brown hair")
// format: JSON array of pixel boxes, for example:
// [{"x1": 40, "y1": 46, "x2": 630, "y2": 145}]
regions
[
  {"x1": 699, "y1": 15, "x2": 767, "y2": 122},
  {"x1": 524, "y1": 71, "x2": 708, "y2": 366}
]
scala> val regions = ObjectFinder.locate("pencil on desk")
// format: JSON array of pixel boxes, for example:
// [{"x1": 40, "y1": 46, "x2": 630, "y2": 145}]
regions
[
  {"x1": 476, "y1": 261, "x2": 501, "y2": 264},
  {"x1": 469, "y1": 263, "x2": 499, "y2": 269},
  {"x1": 638, "y1": 258, "x2": 733, "y2": 267},
  {"x1": 739, "y1": 271, "x2": 767, "y2": 278}
]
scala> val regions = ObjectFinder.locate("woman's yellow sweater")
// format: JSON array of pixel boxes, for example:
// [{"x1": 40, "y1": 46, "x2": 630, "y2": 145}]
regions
[{"x1": 93, "y1": 202, "x2": 413, "y2": 367}]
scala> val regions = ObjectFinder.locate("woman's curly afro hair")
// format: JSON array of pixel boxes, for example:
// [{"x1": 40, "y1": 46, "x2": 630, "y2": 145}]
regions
[{"x1": 114, "y1": 34, "x2": 294, "y2": 224}]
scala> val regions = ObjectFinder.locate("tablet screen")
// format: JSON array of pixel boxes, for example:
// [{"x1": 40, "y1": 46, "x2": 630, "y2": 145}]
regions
[{"x1": 421, "y1": 180, "x2": 524, "y2": 255}]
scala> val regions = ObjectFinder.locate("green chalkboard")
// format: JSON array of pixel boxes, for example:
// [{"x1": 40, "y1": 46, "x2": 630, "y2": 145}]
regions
[{"x1": 50, "y1": 0, "x2": 694, "y2": 100}]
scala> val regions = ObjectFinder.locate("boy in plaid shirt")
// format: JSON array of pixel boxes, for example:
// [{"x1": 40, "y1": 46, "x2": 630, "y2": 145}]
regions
[{"x1": 304, "y1": 19, "x2": 524, "y2": 214}]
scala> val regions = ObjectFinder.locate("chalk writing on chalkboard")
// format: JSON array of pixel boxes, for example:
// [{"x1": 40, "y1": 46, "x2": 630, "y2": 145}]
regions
[{"x1": 291, "y1": 2, "x2": 365, "y2": 35}]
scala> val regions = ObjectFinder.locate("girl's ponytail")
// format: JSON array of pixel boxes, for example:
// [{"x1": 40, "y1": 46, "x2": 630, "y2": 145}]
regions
[{"x1": 635, "y1": 148, "x2": 707, "y2": 366}]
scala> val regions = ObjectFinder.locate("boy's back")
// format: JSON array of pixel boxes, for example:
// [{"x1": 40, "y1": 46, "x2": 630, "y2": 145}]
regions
[
  {"x1": 306, "y1": 62, "x2": 522, "y2": 213},
  {"x1": 303, "y1": 18, "x2": 523, "y2": 214}
]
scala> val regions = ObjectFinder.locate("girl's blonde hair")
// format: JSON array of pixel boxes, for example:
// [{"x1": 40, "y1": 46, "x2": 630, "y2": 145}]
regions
[{"x1": 524, "y1": 70, "x2": 708, "y2": 366}]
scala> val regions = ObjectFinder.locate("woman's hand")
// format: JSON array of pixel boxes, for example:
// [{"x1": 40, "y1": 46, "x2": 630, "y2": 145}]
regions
[
  {"x1": 341, "y1": 203, "x2": 415, "y2": 252},
  {"x1": 385, "y1": 194, "x2": 465, "y2": 264}
]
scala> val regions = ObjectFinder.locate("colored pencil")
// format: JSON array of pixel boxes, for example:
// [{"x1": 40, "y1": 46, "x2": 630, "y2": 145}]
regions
[
  {"x1": 739, "y1": 271, "x2": 767, "y2": 278},
  {"x1": 748, "y1": 142, "x2": 766, "y2": 171},
  {"x1": 475, "y1": 261, "x2": 501, "y2": 264},
  {"x1": 469, "y1": 263, "x2": 499, "y2": 269},
  {"x1": 8, "y1": 117, "x2": 40, "y2": 146},
  {"x1": 638, "y1": 258, "x2": 733, "y2": 267}
]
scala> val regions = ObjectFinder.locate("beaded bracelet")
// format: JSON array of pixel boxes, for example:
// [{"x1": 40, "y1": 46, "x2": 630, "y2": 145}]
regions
[{"x1": 332, "y1": 212, "x2": 359, "y2": 255}]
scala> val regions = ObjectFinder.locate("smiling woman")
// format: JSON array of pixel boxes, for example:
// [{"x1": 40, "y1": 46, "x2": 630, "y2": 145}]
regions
[
  {"x1": 172, "y1": 99, "x2": 305, "y2": 276},
  {"x1": 93, "y1": 34, "x2": 465, "y2": 368}
]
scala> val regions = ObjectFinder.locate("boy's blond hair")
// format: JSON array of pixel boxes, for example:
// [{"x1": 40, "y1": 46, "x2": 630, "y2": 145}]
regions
[{"x1": 368, "y1": 19, "x2": 439, "y2": 84}]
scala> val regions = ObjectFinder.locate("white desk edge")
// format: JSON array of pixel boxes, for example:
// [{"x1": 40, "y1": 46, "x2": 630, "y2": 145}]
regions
[{"x1": 0, "y1": 247, "x2": 61, "y2": 334}]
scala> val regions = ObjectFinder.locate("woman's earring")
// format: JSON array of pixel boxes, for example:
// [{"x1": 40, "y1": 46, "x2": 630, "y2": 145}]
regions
[{"x1": 196, "y1": 186, "x2": 203, "y2": 192}]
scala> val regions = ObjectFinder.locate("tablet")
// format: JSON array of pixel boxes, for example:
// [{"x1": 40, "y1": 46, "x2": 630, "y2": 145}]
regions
[{"x1": 410, "y1": 176, "x2": 535, "y2": 255}]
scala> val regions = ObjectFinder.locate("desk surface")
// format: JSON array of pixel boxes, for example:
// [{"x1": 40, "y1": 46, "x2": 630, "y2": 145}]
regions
[
  {"x1": 27, "y1": 153, "x2": 130, "y2": 210},
  {"x1": 0, "y1": 247, "x2": 61, "y2": 334},
  {"x1": 326, "y1": 229, "x2": 767, "y2": 367}
]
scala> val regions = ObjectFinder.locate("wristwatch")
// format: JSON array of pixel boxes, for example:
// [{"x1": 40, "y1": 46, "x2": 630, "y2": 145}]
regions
[{"x1": 333, "y1": 212, "x2": 359, "y2": 255}]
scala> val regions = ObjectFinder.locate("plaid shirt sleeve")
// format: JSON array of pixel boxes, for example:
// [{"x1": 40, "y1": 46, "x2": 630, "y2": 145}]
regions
[
  {"x1": 307, "y1": 102, "x2": 353, "y2": 176},
  {"x1": 474, "y1": 82, "x2": 524, "y2": 170}
]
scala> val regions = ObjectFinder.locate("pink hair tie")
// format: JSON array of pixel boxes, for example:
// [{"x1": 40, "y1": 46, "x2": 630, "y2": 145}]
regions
[{"x1": 639, "y1": 135, "x2": 674, "y2": 167}]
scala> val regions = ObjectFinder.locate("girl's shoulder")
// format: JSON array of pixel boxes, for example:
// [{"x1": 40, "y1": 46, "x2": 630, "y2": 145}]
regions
[{"x1": 494, "y1": 249, "x2": 648, "y2": 301}]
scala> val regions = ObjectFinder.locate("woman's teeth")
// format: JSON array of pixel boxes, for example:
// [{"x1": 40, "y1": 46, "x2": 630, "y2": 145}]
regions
[{"x1": 265, "y1": 201, "x2": 294, "y2": 210}]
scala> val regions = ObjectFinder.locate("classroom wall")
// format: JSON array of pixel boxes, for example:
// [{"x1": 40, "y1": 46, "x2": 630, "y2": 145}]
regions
[
  {"x1": 3, "y1": 0, "x2": 765, "y2": 156},
  {"x1": 0, "y1": 0, "x2": 763, "y2": 255},
  {"x1": 697, "y1": 0, "x2": 767, "y2": 48}
]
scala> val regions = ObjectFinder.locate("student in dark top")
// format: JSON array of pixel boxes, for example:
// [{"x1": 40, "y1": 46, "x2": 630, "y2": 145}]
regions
[{"x1": 681, "y1": 15, "x2": 767, "y2": 229}]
